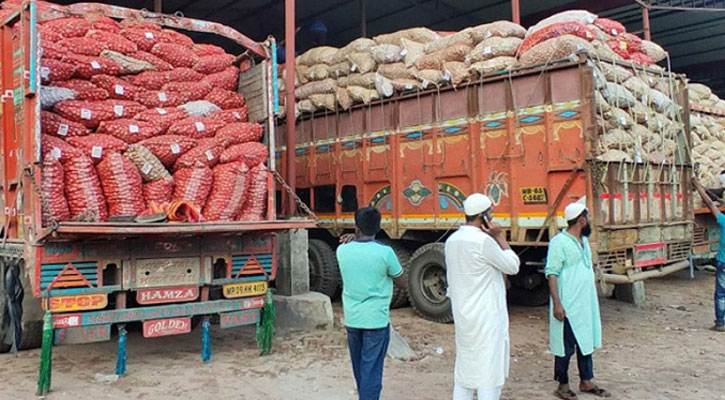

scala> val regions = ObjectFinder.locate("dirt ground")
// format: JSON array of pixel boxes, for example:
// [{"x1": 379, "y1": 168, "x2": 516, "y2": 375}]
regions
[{"x1": 1, "y1": 270, "x2": 724, "y2": 400}]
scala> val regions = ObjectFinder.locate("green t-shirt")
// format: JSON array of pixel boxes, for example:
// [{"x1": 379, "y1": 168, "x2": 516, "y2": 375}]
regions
[{"x1": 336, "y1": 239, "x2": 403, "y2": 329}]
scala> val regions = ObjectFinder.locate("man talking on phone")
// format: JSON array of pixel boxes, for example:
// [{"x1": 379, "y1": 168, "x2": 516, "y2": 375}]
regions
[{"x1": 444, "y1": 193, "x2": 520, "y2": 400}]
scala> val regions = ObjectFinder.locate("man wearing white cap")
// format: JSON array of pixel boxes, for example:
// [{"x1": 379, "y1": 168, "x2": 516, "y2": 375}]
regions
[
  {"x1": 444, "y1": 193, "x2": 520, "y2": 400},
  {"x1": 546, "y1": 202, "x2": 609, "y2": 400}
]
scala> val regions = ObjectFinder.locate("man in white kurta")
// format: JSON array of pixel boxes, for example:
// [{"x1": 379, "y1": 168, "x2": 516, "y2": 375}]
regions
[{"x1": 445, "y1": 193, "x2": 521, "y2": 400}]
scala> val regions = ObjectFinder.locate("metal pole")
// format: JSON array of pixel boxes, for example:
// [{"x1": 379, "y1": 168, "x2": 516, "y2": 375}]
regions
[
  {"x1": 511, "y1": 0, "x2": 520, "y2": 25},
  {"x1": 154, "y1": 0, "x2": 162, "y2": 13},
  {"x1": 642, "y1": 5, "x2": 651, "y2": 41},
  {"x1": 285, "y1": 0, "x2": 297, "y2": 217},
  {"x1": 360, "y1": 0, "x2": 367, "y2": 37}
]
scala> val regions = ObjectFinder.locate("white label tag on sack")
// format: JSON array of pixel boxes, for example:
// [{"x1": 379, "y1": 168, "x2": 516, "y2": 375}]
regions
[
  {"x1": 205, "y1": 150, "x2": 214, "y2": 161},
  {"x1": 443, "y1": 70, "x2": 451, "y2": 81},
  {"x1": 40, "y1": 67, "x2": 50, "y2": 79},
  {"x1": 232, "y1": 111, "x2": 241, "y2": 120},
  {"x1": 57, "y1": 124, "x2": 69, "y2": 136},
  {"x1": 483, "y1": 46, "x2": 492, "y2": 55},
  {"x1": 114, "y1": 105, "x2": 124, "y2": 117},
  {"x1": 641, "y1": 95, "x2": 648, "y2": 104},
  {"x1": 422, "y1": 79, "x2": 430, "y2": 89},
  {"x1": 80, "y1": 108, "x2": 92, "y2": 120},
  {"x1": 400, "y1": 49, "x2": 408, "y2": 57},
  {"x1": 170, "y1": 143, "x2": 181, "y2": 154},
  {"x1": 90, "y1": 60, "x2": 101, "y2": 70},
  {"x1": 91, "y1": 146, "x2": 103, "y2": 159},
  {"x1": 194, "y1": 121, "x2": 205, "y2": 132},
  {"x1": 51, "y1": 147, "x2": 61, "y2": 159},
  {"x1": 351, "y1": 64, "x2": 357, "y2": 72},
  {"x1": 129, "y1": 124, "x2": 139, "y2": 133},
  {"x1": 405, "y1": 84, "x2": 413, "y2": 90},
  {"x1": 156, "y1": 107, "x2": 167, "y2": 115},
  {"x1": 484, "y1": 31, "x2": 493, "y2": 39},
  {"x1": 619, "y1": 117, "x2": 627, "y2": 126},
  {"x1": 141, "y1": 163, "x2": 152, "y2": 175},
  {"x1": 611, "y1": 29, "x2": 618, "y2": 36},
  {"x1": 114, "y1": 84, "x2": 124, "y2": 95},
  {"x1": 586, "y1": 16, "x2": 595, "y2": 24},
  {"x1": 157, "y1": 92, "x2": 168, "y2": 102},
  {"x1": 144, "y1": 32, "x2": 154, "y2": 39}
]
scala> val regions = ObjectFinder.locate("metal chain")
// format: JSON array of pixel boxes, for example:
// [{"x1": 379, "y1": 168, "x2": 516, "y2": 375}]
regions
[{"x1": 271, "y1": 170, "x2": 319, "y2": 222}]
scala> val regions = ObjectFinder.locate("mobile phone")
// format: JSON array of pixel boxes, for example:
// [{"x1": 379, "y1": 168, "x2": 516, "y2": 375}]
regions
[{"x1": 481, "y1": 213, "x2": 491, "y2": 229}]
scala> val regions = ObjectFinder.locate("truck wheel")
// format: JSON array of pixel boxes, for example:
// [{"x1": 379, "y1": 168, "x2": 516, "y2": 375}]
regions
[
  {"x1": 0, "y1": 259, "x2": 44, "y2": 353},
  {"x1": 308, "y1": 239, "x2": 340, "y2": 298},
  {"x1": 507, "y1": 282, "x2": 550, "y2": 307},
  {"x1": 407, "y1": 243, "x2": 453, "y2": 323},
  {"x1": 615, "y1": 281, "x2": 646, "y2": 306},
  {"x1": 382, "y1": 240, "x2": 411, "y2": 309}
]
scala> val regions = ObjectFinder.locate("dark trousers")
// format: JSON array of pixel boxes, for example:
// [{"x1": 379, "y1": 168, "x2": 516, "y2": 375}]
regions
[
  {"x1": 715, "y1": 261, "x2": 725, "y2": 326},
  {"x1": 346, "y1": 324, "x2": 390, "y2": 400},
  {"x1": 554, "y1": 319, "x2": 594, "y2": 385}
]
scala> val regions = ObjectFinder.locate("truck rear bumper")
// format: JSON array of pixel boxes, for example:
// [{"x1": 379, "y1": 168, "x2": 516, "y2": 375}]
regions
[
  {"x1": 602, "y1": 260, "x2": 690, "y2": 284},
  {"x1": 52, "y1": 296, "x2": 265, "y2": 329}
]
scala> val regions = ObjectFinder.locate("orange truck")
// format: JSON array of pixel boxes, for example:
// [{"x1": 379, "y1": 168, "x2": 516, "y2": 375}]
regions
[
  {"x1": 277, "y1": 56, "x2": 694, "y2": 322},
  {"x1": 0, "y1": 1, "x2": 311, "y2": 369}
]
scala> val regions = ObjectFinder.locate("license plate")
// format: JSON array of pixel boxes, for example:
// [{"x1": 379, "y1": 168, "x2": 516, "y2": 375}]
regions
[
  {"x1": 42, "y1": 294, "x2": 107, "y2": 312},
  {"x1": 143, "y1": 317, "x2": 192, "y2": 338},
  {"x1": 223, "y1": 281, "x2": 267, "y2": 299},
  {"x1": 136, "y1": 286, "x2": 199, "y2": 305},
  {"x1": 135, "y1": 257, "x2": 200, "y2": 288}
]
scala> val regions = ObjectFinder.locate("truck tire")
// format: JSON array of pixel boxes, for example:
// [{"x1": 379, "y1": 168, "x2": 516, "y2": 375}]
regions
[
  {"x1": 382, "y1": 240, "x2": 411, "y2": 309},
  {"x1": 308, "y1": 239, "x2": 340, "y2": 298},
  {"x1": 407, "y1": 243, "x2": 453, "y2": 323},
  {"x1": 615, "y1": 281, "x2": 646, "y2": 306},
  {"x1": 1, "y1": 259, "x2": 44, "y2": 353},
  {"x1": 507, "y1": 283, "x2": 550, "y2": 307}
]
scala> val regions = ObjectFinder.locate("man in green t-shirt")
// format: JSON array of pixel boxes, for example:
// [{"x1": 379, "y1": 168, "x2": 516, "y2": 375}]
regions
[{"x1": 337, "y1": 207, "x2": 406, "y2": 400}]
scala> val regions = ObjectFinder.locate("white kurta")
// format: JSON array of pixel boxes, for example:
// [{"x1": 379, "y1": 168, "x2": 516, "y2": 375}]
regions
[{"x1": 445, "y1": 226, "x2": 521, "y2": 389}]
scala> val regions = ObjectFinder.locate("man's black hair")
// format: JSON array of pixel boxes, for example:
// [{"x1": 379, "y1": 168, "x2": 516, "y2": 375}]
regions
[
  {"x1": 355, "y1": 206, "x2": 381, "y2": 236},
  {"x1": 567, "y1": 209, "x2": 588, "y2": 228}
]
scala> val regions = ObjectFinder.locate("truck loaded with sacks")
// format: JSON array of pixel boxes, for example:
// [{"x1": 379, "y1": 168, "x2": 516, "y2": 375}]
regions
[
  {"x1": 0, "y1": 0, "x2": 312, "y2": 385},
  {"x1": 276, "y1": 10, "x2": 694, "y2": 323}
]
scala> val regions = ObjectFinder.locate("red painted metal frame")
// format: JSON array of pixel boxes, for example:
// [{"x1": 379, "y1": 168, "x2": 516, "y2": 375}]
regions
[
  {"x1": 49, "y1": 220, "x2": 315, "y2": 238},
  {"x1": 36, "y1": 2, "x2": 268, "y2": 58},
  {"x1": 284, "y1": 0, "x2": 297, "y2": 216}
]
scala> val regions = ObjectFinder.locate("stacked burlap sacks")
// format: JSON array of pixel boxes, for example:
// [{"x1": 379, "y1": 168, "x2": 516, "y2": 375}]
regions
[
  {"x1": 517, "y1": 10, "x2": 667, "y2": 67},
  {"x1": 688, "y1": 83, "x2": 725, "y2": 194},
  {"x1": 592, "y1": 59, "x2": 684, "y2": 165},
  {"x1": 28, "y1": 1, "x2": 270, "y2": 225}
]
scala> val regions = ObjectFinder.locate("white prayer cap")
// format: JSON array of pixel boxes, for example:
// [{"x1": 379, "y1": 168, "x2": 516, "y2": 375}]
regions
[
  {"x1": 463, "y1": 193, "x2": 492, "y2": 216},
  {"x1": 564, "y1": 202, "x2": 588, "y2": 222}
]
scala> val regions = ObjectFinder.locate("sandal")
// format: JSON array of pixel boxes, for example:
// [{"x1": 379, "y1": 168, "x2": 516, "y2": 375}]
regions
[
  {"x1": 581, "y1": 386, "x2": 611, "y2": 398},
  {"x1": 555, "y1": 389, "x2": 578, "y2": 400}
]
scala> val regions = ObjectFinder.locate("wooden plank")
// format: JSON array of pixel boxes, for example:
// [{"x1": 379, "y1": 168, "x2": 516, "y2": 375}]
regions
[
  {"x1": 54, "y1": 324, "x2": 111, "y2": 345},
  {"x1": 53, "y1": 296, "x2": 265, "y2": 328},
  {"x1": 219, "y1": 309, "x2": 260, "y2": 329}
]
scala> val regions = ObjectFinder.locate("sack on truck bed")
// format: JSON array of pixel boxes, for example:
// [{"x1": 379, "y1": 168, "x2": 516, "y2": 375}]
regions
[
  {"x1": 173, "y1": 138, "x2": 224, "y2": 171},
  {"x1": 63, "y1": 155, "x2": 108, "y2": 222},
  {"x1": 124, "y1": 143, "x2": 171, "y2": 182},
  {"x1": 167, "y1": 117, "x2": 226, "y2": 139},
  {"x1": 143, "y1": 177, "x2": 173, "y2": 208},
  {"x1": 53, "y1": 79, "x2": 109, "y2": 100},
  {"x1": 41, "y1": 111, "x2": 90, "y2": 138},
  {"x1": 42, "y1": 134, "x2": 83, "y2": 163},
  {"x1": 40, "y1": 87, "x2": 77, "y2": 110},
  {"x1": 97, "y1": 119, "x2": 165, "y2": 143},
  {"x1": 238, "y1": 163, "x2": 268, "y2": 221},
  {"x1": 97, "y1": 152, "x2": 145, "y2": 216},
  {"x1": 518, "y1": 35, "x2": 595, "y2": 66},
  {"x1": 66, "y1": 134, "x2": 128, "y2": 163},
  {"x1": 219, "y1": 142, "x2": 268, "y2": 167},
  {"x1": 140, "y1": 135, "x2": 198, "y2": 167},
  {"x1": 373, "y1": 27, "x2": 440, "y2": 46},
  {"x1": 41, "y1": 154, "x2": 71, "y2": 226},
  {"x1": 172, "y1": 163, "x2": 213, "y2": 209},
  {"x1": 297, "y1": 46, "x2": 339, "y2": 66},
  {"x1": 203, "y1": 161, "x2": 250, "y2": 221},
  {"x1": 527, "y1": 10, "x2": 598, "y2": 35},
  {"x1": 295, "y1": 78, "x2": 336, "y2": 99},
  {"x1": 468, "y1": 37, "x2": 521, "y2": 63},
  {"x1": 331, "y1": 38, "x2": 376, "y2": 64},
  {"x1": 204, "y1": 88, "x2": 245, "y2": 110},
  {"x1": 469, "y1": 57, "x2": 517, "y2": 77}
]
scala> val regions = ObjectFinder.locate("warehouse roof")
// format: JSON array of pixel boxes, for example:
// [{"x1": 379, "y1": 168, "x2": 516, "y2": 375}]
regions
[{"x1": 50, "y1": 0, "x2": 725, "y2": 95}]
